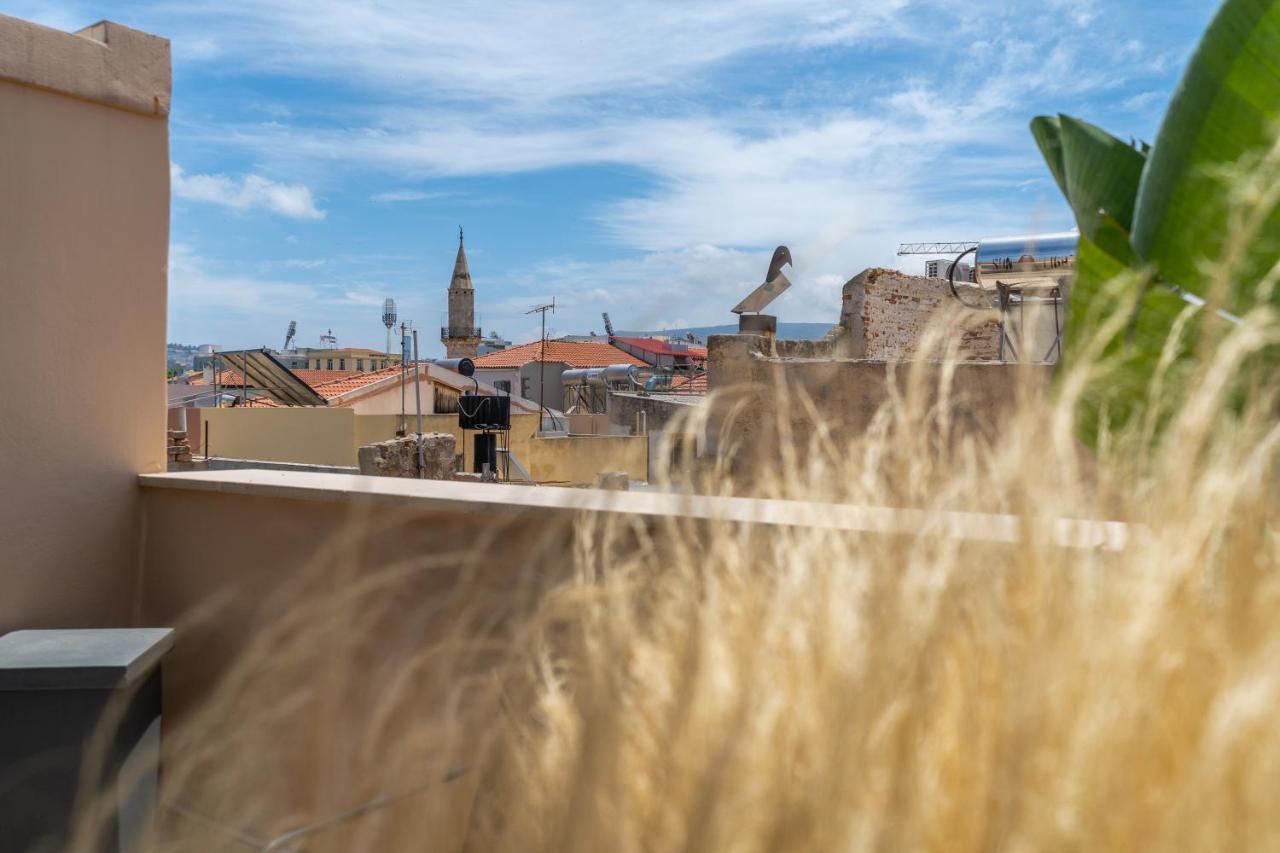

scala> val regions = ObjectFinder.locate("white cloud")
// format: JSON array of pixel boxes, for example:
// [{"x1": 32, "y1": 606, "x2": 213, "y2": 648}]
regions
[
  {"x1": 148, "y1": 0, "x2": 915, "y2": 103},
  {"x1": 370, "y1": 189, "x2": 444, "y2": 203},
  {"x1": 146, "y1": 0, "x2": 1189, "y2": 342},
  {"x1": 171, "y1": 164, "x2": 325, "y2": 220}
]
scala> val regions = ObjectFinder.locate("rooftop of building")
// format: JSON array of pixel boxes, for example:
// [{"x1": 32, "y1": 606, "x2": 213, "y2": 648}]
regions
[
  {"x1": 473, "y1": 339, "x2": 647, "y2": 369},
  {"x1": 612, "y1": 336, "x2": 708, "y2": 359},
  {"x1": 670, "y1": 372, "x2": 708, "y2": 394}
]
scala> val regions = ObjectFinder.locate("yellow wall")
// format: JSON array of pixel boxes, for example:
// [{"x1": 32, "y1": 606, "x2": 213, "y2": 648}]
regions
[
  {"x1": 193, "y1": 408, "x2": 640, "y2": 483},
  {"x1": 0, "y1": 18, "x2": 171, "y2": 630},
  {"x1": 530, "y1": 435, "x2": 648, "y2": 483},
  {"x1": 198, "y1": 408, "x2": 357, "y2": 467},
  {"x1": 302, "y1": 348, "x2": 399, "y2": 371}
]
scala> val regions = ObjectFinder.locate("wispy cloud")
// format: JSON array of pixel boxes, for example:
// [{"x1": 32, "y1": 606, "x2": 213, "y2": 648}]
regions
[
  {"x1": 171, "y1": 164, "x2": 325, "y2": 220},
  {"x1": 130, "y1": 0, "x2": 1203, "y2": 344},
  {"x1": 370, "y1": 189, "x2": 445, "y2": 203}
]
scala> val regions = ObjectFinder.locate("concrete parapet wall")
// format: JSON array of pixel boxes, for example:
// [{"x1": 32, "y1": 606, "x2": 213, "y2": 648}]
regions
[
  {"x1": 193, "y1": 407, "x2": 638, "y2": 484},
  {"x1": 529, "y1": 434, "x2": 648, "y2": 483},
  {"x1": 1, "y1": 15, "x2": 170, "y2": 630},
  {"x1": 0, "y1": 16, "x2": 171, "y2": 116},
  {"x1": 707, "y1": 333, "x2": 1049, "y2": 481}
]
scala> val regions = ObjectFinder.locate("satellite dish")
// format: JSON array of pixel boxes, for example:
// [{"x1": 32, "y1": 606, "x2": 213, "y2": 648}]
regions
[{"x1": 731, "y1": 246, "x2": 792, "y2": 314}]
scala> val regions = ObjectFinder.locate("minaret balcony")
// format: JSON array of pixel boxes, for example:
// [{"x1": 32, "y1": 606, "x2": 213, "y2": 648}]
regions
[{"x1": 441, "y1": 326, "x2": 482, "y2": 340}]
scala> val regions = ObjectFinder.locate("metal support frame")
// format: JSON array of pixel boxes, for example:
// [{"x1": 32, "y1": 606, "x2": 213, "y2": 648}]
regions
[{"x1": 995, "y1": 282, "x2": 1063, "y2": 363}]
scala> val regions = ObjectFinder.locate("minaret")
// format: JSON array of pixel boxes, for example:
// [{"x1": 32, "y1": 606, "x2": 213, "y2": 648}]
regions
[{"x1": 442, "y1": 226, "x2": 480, "y2": 358}]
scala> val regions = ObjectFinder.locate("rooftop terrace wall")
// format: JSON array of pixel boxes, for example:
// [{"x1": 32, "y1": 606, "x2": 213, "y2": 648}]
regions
[{"x1": 0, "y1": 16, "x2": 170, "y2": 630}]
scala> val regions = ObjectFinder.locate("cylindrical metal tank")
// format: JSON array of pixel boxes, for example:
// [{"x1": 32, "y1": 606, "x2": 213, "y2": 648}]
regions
[
  {"x1": 561, "y1": 368, "x2": 603, "y2": 387},
  {"x1": 975, "y1": 231, "x2": 1077, "y2": 286},
  {"x1": 603, "y1": 364, "x2": 638, "y2": 385}
]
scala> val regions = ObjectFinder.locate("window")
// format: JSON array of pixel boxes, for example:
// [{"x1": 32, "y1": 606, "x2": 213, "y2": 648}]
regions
[
  {"x1": 356, "y1": 359, "x2": 364, "y2": 371},
  {"x1": 327, "y1": 359, "x2": 334, "y2": 370},
  {"x1": 381, "y1": 360, "x2": 388, "y2": 369},
  {"x1": 495, "y1": 380, "x2": 511, "y2": 393},
  {"x1": 314, "y1": 360, "x2": 321, "y2": 369},
  {"x1": 339, "y1": 359, "x2": 346, "y2": 370}
]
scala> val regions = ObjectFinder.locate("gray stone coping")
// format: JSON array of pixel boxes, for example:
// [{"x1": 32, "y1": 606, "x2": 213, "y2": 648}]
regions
[{"x1": 0, "y1": 628, "x2": 174, "y2": 690}]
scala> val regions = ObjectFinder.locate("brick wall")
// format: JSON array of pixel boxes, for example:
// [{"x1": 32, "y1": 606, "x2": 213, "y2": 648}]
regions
[{"x1": 838, "y1": 268, "x2": 1001, "y2": 361}]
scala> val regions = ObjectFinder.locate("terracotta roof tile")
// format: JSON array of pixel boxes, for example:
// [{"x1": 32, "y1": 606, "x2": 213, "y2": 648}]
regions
[
  {"x1": 473, "y1": 340, "x2": 646, "y2": 369},
  {"x1": 312, "y1": 366, "x2": 406, "y2": 400},
  {"x1": 670, "y1": 373, "x2": 708, "y2": 393},
  {"x1": 181, "y1": 368, "x2": 365, "y2": 388}
]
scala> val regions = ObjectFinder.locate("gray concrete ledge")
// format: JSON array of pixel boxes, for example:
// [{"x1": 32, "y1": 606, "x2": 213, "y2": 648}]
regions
[
  {"x1": 0, "y1": 15, "x2": 170, "y2": 116},
  {"x1": 0, "y1": 628, "x2": 174, "y2": 690},
  {"x1": 139, "y1": 470, "x2": 1128, "y2": 551}
]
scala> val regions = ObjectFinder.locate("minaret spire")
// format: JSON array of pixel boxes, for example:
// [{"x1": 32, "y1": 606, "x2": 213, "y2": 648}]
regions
[{"x1": 442, "y1": 226, "x2": 479, "y2": 357}]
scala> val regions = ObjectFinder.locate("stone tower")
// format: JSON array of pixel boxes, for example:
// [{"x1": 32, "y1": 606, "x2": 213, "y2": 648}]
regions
[{"x1": 442, "y1": 227, "x2": 480, "y2": 358}]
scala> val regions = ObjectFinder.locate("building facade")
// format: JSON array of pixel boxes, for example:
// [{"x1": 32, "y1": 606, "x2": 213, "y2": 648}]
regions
[
  {"x1": 441, "y1": 229, "x2": 481, "y2": 358},
  {"x1": 273, "y1": 347, "x2": 399, "y2": 372}
]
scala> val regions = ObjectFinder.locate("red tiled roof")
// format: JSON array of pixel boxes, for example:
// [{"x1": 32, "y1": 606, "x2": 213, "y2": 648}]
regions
[
  {"x1": 670, "y1": 373, "x2": 708, "y2": 393},
  {"x1": 613, "y1": 337, "x2": 708, "y2": 358},
  {"x1": 181, "y1": 368, "x2": 364, "y2": 387},
  {"x1": 311, "y1": 366, "x2": 405, "y2": 400},
  {"x1": 473, "y1": 340, "x2": 646, "y2": 369}
]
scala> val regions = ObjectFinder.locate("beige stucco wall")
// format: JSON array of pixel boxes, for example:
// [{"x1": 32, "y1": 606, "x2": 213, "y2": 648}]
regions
[
  {"x1": 529, "y1": 434, "x2": 648, "y2": 483},
  {"x1": 341, "y1": 375, "x2": 437, "y2": 415},
  {"x1": 0, "y1": 17, "x2": 170, "y2": 630},
  {"x1": 137, "y1": 479, "x2": 581, "y2": 842},
  {"x1": 197, "y1": 408, "x2": 358, "y2": 467},
  {"x1": 192, "y1": 407, "x2": 636, "y2": 483}
]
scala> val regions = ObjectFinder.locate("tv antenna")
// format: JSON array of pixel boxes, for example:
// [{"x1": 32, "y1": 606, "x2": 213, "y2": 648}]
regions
[
  {"x1": 319, "y1": 328, "x2": 338, "y2": 348},
  {"x1": 526, "y1": 298, "x2": 557, "y2": 430},
  {"x1": 382, "y1": 297, "x2": 398, "y2": 354},
  {"x1": 731, "y1": 246, "x2": 793, "y2": 314},
  {"x1": 283, "y1": 320, "x2": 297, "y2": 351}
]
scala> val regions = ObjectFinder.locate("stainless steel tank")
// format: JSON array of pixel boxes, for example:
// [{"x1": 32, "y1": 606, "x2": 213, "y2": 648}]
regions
[
  {"x1": 603, "y1": 364, "x2": 641, "y2": 385},
  {"x1": 974, "y1": 231, "x2": 1077, "y2": 287}
]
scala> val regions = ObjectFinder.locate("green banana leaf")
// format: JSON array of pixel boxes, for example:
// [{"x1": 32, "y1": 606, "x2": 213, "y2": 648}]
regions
[
  {"x1": 1031, "y1": 114, "x2": 1147, "y2": 244},
  {"x1": 1131, "y1": 0, "x2": 1280, "y2": 307},
  {"x1": 1059, "y1": 116, "x2": 1147, "y2": 240},
  {"x1": 1030, "y1": 115, "x2": 1069, "y2": 202}
]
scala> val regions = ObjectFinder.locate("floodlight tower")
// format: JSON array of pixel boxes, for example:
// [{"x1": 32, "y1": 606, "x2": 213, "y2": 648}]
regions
[{"x1": 383, "y1": 298, "x2": 398, "y2": 355}]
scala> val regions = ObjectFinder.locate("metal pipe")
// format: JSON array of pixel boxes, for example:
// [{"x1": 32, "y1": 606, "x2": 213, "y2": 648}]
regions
[
  {"x1": 399, "y1": 322, "x2": 407, "y2": 436},
  {"x1": 412, "y1": 329, "x2": 424, "y2": 478}
]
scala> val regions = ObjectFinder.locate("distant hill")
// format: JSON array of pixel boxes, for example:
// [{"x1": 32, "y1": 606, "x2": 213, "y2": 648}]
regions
[{"x1": 618, "y1": 322, "x2": 835, "y2": 343}]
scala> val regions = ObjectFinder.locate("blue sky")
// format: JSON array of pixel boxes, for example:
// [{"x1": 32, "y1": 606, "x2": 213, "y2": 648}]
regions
[{"x1": 9, "y1": 0, "x2": 1218, "y2": 356}]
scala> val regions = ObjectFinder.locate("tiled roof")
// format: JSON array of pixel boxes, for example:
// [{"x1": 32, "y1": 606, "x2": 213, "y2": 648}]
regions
[
  {"x1": 472, "y1": 340, "x2": 646, "y2": 369},
  {"x1": 239, "y1": 396, "x2": 283, "y2": 408},
  {"x1": 311, "y1": 366, "x2": 406, "y2": 400},
  {"x1": 670, "y1": 373, "x2": 708, "y2": 393},
  {"x1": 181, "y1": 368, "x2": 364, "y2": 387},
  {"x1": 613, "y1": 337, "x2": 708, "y2": 358}
]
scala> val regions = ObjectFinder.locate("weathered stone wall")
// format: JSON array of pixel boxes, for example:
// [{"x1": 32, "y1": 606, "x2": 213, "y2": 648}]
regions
[
  {"x1": 357, "y1": 433, "x2": 456, "y2": 479},
  {"x1": 706, "y1": 333, "x2": 1049, "y2": 487},
  {"x1": 837, "y1": 268, "x2": 1001, "y2": 360}
]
